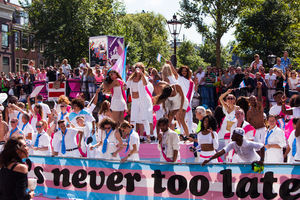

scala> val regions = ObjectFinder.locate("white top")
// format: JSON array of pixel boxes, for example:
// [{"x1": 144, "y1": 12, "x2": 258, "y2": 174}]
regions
[
  {"x1": 250, "y1": 59, "x2": 263, "y2": 69},
  {"x1": 32, "y1": 131, "x2": 51, "y2": 156},
  {"x1": 293, "y1": 107, "x2": 300, "y2": 117},
  {"x1": 269, "y1": 104, "x2": 282, "y2": 116},
  {"x1": 224, "y1": 140, "x2": 264, "y2": 162},
  {"x1": 293, "y1": 131, "x2": 300, "y2": 161},
  {"x1": 178, "y1": 75, "x2": 195, "y2": 105},
  {"x1": 16, "y1": 112, "x2": 24, "y2": 129},
  {"x1": 265, "y1": 73, "x2": 276, "y2": 88},
  {"x1": 128, "y1": 131, "x2": 140, "y2": 151},
  {"x1": 85, "y1": 103, "x2": 96, "y2": 114},
  {"x1": 21, "y1": 123, "x2": 34, "y2": 137},
  {"x1": 287, "y1": 130, "x2": 296, "y2": 162},
  {"x1": 167, "y1": 75, "x2": 178, "y2": 85},
  {"x1": 131, "y1": 82, "x2": 139, "y2": 92},
  {"x1": 158, "y1": 128, "x2": 180, "y2": 160},
  {"x1": 52, "y1": 128, "x2": 79, "y2": 154},
  {"x1": 197, "y1": 131, "x2": 218, "y2": 150},
  {"x1": 196, "y1": 71, "x2": 205, "y2": 85},
  {"x1": 219, "y1": 107, "x2": 237, "y2": 139},
  {"x1": 264, "y1": 126, "x2": 286, "y2": 163},
  {"x1": 289, "y1": 77, "x2": 299, "y2": 90}
]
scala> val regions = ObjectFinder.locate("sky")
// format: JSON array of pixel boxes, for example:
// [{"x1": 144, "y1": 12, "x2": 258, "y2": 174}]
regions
[{"x1": 11, "y1": 0, "x2": 235, "y2": 46}]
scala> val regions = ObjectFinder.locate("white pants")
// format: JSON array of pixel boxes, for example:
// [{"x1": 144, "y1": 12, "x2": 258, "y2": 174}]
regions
[
  {"x1": 198, "y1": 150, "x2": 218, "y2": 163},
  {"x1": 127, "y1": 153, "x2": 140, "y2": 161},
  {"x1": 254, "y1": 127, "x2": 267, "y2": 144}
]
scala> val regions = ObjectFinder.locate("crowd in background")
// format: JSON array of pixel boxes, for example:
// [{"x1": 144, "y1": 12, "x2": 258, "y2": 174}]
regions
[{"x1": 0, "y1": 50, "x2": 300, "y2": 164}]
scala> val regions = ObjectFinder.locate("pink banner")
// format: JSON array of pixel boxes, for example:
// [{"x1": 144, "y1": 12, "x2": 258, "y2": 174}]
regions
[
  {"x1": 33, "y1": 81, "x2": 48, "y2": 100},
  {"x1": 68, "y1": 79, "x2": 81, "y2": 98}
]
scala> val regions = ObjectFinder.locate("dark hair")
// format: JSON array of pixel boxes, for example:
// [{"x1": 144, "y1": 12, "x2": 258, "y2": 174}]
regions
[
  {"x1": 178, "y1": 66, "x2": 192, "y2": 79},
  {"x1": 72, "y1": 98, "x2": 85, "y2": 110},
  {"x1": 155, "y1": 85, "x2": 172, "y2": 105},
  {"x1": 214, "y1": 105, "x2": 225, "y2": 129},
  {"x1": 0, "y1": 136, "x2": 24, "y2": 167},
  {"x1": 200, "y1": 115, "x2": 217, "y2": 132},
  {"x1": 34, "y1": 104, "x2": 44, "y2": 120},
  {"x1": 236, "y1": 96, "x2": 249, "y2": 119},
  {"x1": 107, "y1": 70, "x2": 123, "y2": 84},
  {"x1": 58, "y1": 120, "x2": 65, "y2": 125},
  {"x1": 8, "y1": 96, "x2": 18, "y2": 104},
  {"x1": 37, "y1": 94, "x2": 43, "y2": 101},
  {"x1": 157, "y1": 117, "x2": 169, "y2": 126},
  {"x1": 293, "y1": 118, "x2": 299, "y2": 125},
  {"x1": 120, "y1": 120, "x2": 134, "y2": 129},
  {"x1": 99, "y1": 118, "x2": 117, "y2": 130},
  {"x1": 22, "y1": 113, "x2": 30, "y2": 122},
  {"x1": 273, "y1": 90, "x2": 284, "y2": 97},
  {"x1": 289, "y1": 94, "x2": 300, "y2": 107},
  {"x1": 99, "y1": 100, "x2": 110, "y2": 115}
]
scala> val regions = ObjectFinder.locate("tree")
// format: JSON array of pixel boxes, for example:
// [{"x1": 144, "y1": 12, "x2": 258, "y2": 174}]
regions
[
  {"x1": 179, "y1": 0, "x2": 252, "y2": 68},
  {"x1": 198, "y1": 39, "x2": 232, "y2": 68},
  {"x1": 234, "y1": 0, "x2": 298, "y2": 65},
  {"x1": 112, "y1": 12, "x2": 170, "y2": 69},
  {"x1": 22, "y1": 0, "x2": 125, "y2": 67},
  {"x1": 177, "y1": 40, "x2": 208, "y2": 71}
]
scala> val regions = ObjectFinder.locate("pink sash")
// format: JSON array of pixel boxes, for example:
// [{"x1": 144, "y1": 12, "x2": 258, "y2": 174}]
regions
[
  {"x1": 29, "y1": 113, "x2": 42, "y2": 124},
  {"x1": 76, "y1": 134, "x2": 87, "y2": 157},
  {"x1": 243, "y1": 124, "x2": 256, "y2": 137},
  {"x1": 284, "y1": 119, "x2": 294, "y2": 139},
  {"x1": 111, "y1": 79, "x2": 127, "y2": 103},
  {"x1": 153, "y1": 105, "x2": 160, "y2": 112},
  {"x1": 279, "y1": 105, "x2": 291, "y2": 118},
  {"x1": 160, "y1": 142, "x2": 173, "y2": 162},
  {"x1": 145, "y1": 86, "x2": 152, "y2": 98},
  {"x1": 199, "y1": 153, "x2": 223, "y2": 162},
  {"x1": 186, "y1": 80, "x2": 194, "y2": 112}
]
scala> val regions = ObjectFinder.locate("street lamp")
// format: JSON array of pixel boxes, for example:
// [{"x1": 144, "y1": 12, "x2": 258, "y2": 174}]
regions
[
  {"x1": 167, "y1": 14, "x2": 182, "y2": 67},
  {"x1": 267, "y1": 54, "x2": 277, "y2": 68}
]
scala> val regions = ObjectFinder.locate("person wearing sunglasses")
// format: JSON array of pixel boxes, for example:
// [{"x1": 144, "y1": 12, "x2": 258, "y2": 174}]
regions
[
  {"x1": 31, "y1": 121, "x2": 51, "y2": 156},
  {"x1": 90, "y1": 118, "x2": 123, "y2": 160},
  {"x1": 119, "y1": 121, "x2": 140, "y2": 163},
  {"x1": 218, "y1": 89, "x2": 238, "y2": 159},
  {"x1": 52, "y1": 120, "x2": 84, "y2": 157},
  {"x1": 5, "y1": 118, "x2": 24, "y2": 141}
]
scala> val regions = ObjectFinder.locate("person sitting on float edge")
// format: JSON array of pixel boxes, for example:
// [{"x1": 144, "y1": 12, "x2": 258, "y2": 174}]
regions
[{"x1": 202, "y1": 128, "x2": 264, "y2": 166}]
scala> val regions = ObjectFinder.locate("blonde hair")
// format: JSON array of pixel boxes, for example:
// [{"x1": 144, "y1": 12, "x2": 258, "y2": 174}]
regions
[
  {"x1": 58, "y1": 95, "x2": 70, "y2": 105},
  {"x1": 161, "y1": 64, "x2": 173, "y2": 82}
]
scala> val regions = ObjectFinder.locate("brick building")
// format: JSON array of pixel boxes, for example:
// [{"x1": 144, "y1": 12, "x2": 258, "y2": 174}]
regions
[{"x1": 0, "y1": 0, "x2": 45, "y2": 74}]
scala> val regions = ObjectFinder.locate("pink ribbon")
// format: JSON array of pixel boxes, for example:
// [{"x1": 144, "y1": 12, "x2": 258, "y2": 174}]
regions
[{"x1": 186, "y1": 80, "x2": 194, "y2": 112}]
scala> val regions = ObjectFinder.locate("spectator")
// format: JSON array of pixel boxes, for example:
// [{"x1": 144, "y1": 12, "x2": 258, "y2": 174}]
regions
[
  {"x1": 37, "y1": 68, "x2": 47, "y2": 81},
  {"x1": 240, "y1": 72, "x2": 254, "y2": 97},
  {"x1": 61, "y1": 59, "x2": 71, "y2": 77},
  {"x1": 28, "y1": 60, "x2": 36, "y2": 82},
  {"x1": 265, "y1": 68, "x2": 277, "y2": 106},
  {"x1": 273, "y1": 57, "x2": 286, "y2": 74},
  {"x1": 275, "y1": 69, "x2": 286, "y2": 91},
  {"x1": 95, "y1": 68, "x2": 104, "y2": 85},
  {"x1": 221, "y1": 69, "x2": 233, "y2": 93},
  {"x1": 202, "y1": 66, "x2": 216, "y2": 109},
  {"x1": 46, "y1": 66, "x2": 57, "y2": 81},
  {"x1": 281, "y1": 51, "x2": 291, "y2": 69},
  {"x1": 288, "y1": 70, "x2": 299, "y2": 96},
  {"x1": 229, "y1": 66, "x2": 236, "y2": 78},
  {"x1": 232, "y1": 67, "x2": 244, "y2": 98},
  {"x1": 245, "y1": 66, "x2": 255, "y2": 79},
  {"x1": 250, "y1": 54, "x2": 263, "y2": 70},
  {"x1": 259, "y1": 66, "x2": 266, "y2": 79},
  {"x1": 254, "y1": 72, "x2": 267, "y2": 96}
]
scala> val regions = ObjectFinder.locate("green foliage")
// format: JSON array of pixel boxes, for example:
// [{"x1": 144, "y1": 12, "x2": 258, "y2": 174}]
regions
[
  {"x1": 22, "y1": 0, "x2": 125, "y2": 67},
  {"x1": 234, "y1": 0, "x2": 299, "y2": 66},
  {"x1": 112, "y1": 12, "x2": 170, "y2": 69},
  {"x1": 179, "y1": 0, "x2": 251, "y2": 68},
  {"x1": 198, "y1": 39, "x2": 232, "y2": 68},
  {"x1": 177, "y1": 40, "x2": 208, "y2": 71}
]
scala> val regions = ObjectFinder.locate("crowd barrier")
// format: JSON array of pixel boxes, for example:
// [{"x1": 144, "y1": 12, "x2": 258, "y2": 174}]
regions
[{"x1": 28, "y1": 156, "x2": 300, "y2": 200}]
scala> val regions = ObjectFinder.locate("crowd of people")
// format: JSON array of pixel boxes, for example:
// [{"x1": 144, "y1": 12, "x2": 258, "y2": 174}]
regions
[{"x1": 0, "y1": 51, "x2": 299, "y2": 166}]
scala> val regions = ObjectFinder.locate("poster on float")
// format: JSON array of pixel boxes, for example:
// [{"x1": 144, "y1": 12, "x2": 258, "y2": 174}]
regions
[
  {"x1": 29, "y1": 156, "x2": 300, "y2": 200},
  {"x1": 89, "y1": 36, "x2": 124, "y2": 68}
]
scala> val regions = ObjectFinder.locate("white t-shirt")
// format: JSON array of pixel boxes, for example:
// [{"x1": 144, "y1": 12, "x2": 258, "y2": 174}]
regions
[
  {"x1": 265, "y1": 73, "x2": 276, "y2": 88},
  {"x1": 293, "y1": 107, "x2": 300, "y2": 117},
  {"x1": 32, "y1": 131, "x2": 51, "y2": 156},
  {"x1": 250, "y1": 60, "x2": 263, "y2": 69},
  {"x1": 269, "y1": 104, "x2": 282, "y2": 116},
  {"x1": 196, "y1": 71, "x2": 205, "y2": 85},
  {"x1": 128, "y1": 131, "x2": 140, "y2": 151},
  {"x1": 52, "y1": 128, "x2": 79, "y2": 153},
  {"x1": 21, "y1": 123, "x2": 34, "y2": 137},
  {"x1": 287, "y1": 130, "x2": 296, "y2": 163},
  {"x1": 31, "y1": 102, "x2": 51, "y2": 120},
  {"x1": 224, "y1": 140, "x2": 264, "y2": 162},
  {"x1": 293, "y1": 132, "x2": 300, "y2": 161}
]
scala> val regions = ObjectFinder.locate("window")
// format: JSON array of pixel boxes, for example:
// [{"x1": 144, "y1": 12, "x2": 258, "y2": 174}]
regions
[
  {"x1": 16, "y1": 58, "x2": 20, "y2": 72},
  {"x1": 39, "y1": 60, "x2": 44, "y2": 68},
  {"x1": 22, "y1": 59, "x2": 29, "y2": 71},
  {"x1": 29, "y1": 34, "x2": 35, "y2": 51},
  {"x1": 15, "y1": 31, "x2": 20, "y2": 49},
  {"x1": 2, "y1": 24, "x2": 9, "y2": 47},
  {"x1": 21, "y1": 32, "x2": 28, "y2": 50},
  {"x1": 20, "y1": 12, "x2": 29, "y2": 26},
  {"x1": 39, "y1": 42, "x2": 44, "y2": 52},
  {"x1": 3, "y1": 57, "x2": 9, "y2": 66}
]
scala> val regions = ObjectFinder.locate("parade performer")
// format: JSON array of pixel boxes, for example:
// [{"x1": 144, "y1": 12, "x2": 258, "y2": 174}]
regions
[{"x1": 120, "y1": 121, "x2": 140, "y2": 162}]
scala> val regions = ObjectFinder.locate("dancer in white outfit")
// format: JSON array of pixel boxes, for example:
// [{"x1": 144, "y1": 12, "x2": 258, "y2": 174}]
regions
[
  {"x1": 120, "y1": 121, "x2": 140, "y2": 162},
  {"x1": 196, "y1": 115, "x2": 219, "y2": 163},
  {"x1": 126, "y1": 63, "x2": 153, "y2": 142},
  {"x1": 264, "y1": 115, "x2": 286, "y2": 163},
  {"x1": 102, "y1": 70, "x2": 127, "y2": 125},
  {"x1": 90, "y1": 118, "x2": 123, "y2": 160},
  {"x1": 155, "y1": 84, "x2": 189, "y2": 136}
]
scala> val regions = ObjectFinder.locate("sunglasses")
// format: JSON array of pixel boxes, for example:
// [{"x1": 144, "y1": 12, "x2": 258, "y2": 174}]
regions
[
  {"x1": 60, "y1": 105, "x2": 66, "y2": 108},
  {"x1": 227, "y1": 97, "x2": 235, "y2": 100},
  {"x1": 11, "y1": 121, "x2": 17, "y2": 123},
  {"x1": 36, "y1": 125, "x2": 42, "y2": 128},
  {"x1": 104, "y1": 127, "x2": 111, "y2": 130}
]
